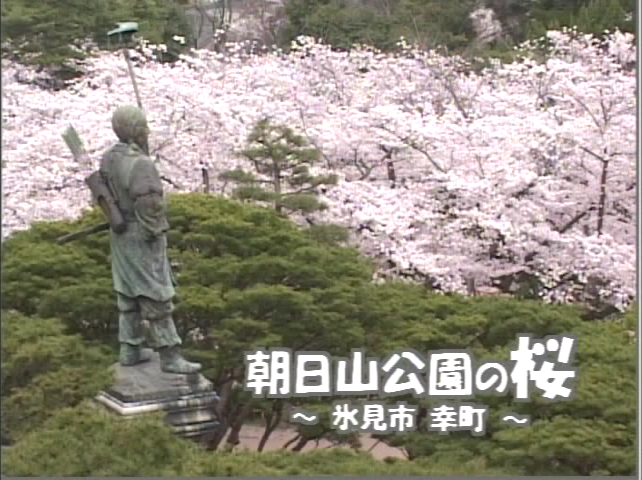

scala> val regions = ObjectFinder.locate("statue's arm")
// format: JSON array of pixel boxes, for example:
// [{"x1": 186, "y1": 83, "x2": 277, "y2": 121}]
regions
[{"x1": 128, "y1": 156, "x2": 170, "y2": 241}]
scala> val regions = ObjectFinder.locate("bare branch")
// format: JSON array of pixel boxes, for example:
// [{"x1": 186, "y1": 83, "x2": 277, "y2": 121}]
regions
[
  {"x1": 567, "y1": 91, "x2": 606, "y2": 134},
  {"x1": 579, "y1": 145, "x2": 609, "y2": 164},
  {"x1": 160, "y1": 175, "x2": 182, "y2": 189},
  {"x1": 377, "y1": 124, "x2": 445, "y2": 173},
  {"x1": 296, "y1": 107, "x2": 333, "y2": 169}
]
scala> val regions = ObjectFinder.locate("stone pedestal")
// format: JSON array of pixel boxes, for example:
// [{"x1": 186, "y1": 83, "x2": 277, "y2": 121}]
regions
[{"x1": 95, "y1": 352, "x2": 220, "y2": 443}]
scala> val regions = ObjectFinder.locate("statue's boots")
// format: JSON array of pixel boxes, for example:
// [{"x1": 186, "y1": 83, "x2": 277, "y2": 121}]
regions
[
  {"x1": 119, "y1": 343, "x2": 154, "y2": 366},
  {"x1": 159, "y1": 346, "x2": 202, "y2": 374}
]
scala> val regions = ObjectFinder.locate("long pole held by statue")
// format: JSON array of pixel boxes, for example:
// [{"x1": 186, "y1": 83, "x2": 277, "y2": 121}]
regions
[
  {"x1": 124, "y1": 49, "x2": 143, "y2": 109},
  {"x1": 57, "y1": 22, "x2": 145, "y2": 245},
  {"x1": 107, "y1": 22, "x2": 144, "y2": 110}
]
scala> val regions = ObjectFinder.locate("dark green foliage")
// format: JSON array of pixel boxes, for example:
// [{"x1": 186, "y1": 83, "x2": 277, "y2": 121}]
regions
[
  {"x1": 2, "y1": 0, "x2": 111, "y2": 66},
  {"x1": 370, "y1": 298, "x2": 636, "y2": 476},
  {"x1": 1, "y1": 403, "x2": 202, "y2": 476},
  {"x1": 280, "y1": 0, "x2": 635, "y2": 55},
  {"x1": 388, "y1": 0, "x2": 477, "y2": 51},
  {"x1": 1, "y1": 209, "x2": 117, "y2": 341},
  {"x1": 282, "y1": 0, "x2": 398, "y2": 51},
  {"x1": 1, "y1": 0, "x2": 191, "y2": 69},
  {"x1": 304, "y1": 223, "x2": 350, "y2": 246},
  {"x1": 1, "y1": 312, "x2": 113, "y2": 444},
  {"x1": 2, "y1": 0, "x2": 634, "y2": 73},
  {"x1": 0, "y1": 193, "x2": 636, "y2": 475},
  {"x1": 220, "y1": 118, "x2": 338, "y2": 216},
  {"x1": 2, "y1": 402, "x2": 514, "y2": 476},
  {"x1": 130, "y1": 0, "x2": 193, "y2": 62},
  {"x1": 0, "y1": 194, "x2": 376, "y2": 399},
  {"x1": 526, "y1": 0, "x2": 634, "y2": 38},
  {"x1": 571, "y1": 0, "x2": 634, "y2": 35},
  {"x1": 281, "y1": 0, "x2": 476, "y2": 52},
  {"x1": 484, "y1": 319, "x2": 637, "y2": 475}
]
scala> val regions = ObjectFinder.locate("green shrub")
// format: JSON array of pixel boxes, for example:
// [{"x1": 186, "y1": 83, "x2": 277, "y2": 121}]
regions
[
  {"x1": 2, "y1": 402, "x2": 515, "y2": 476},
  {"x1": 1, "y1": 311, "x2": 113, "y2": 444},
  {"x1": 1, "y1": 194, "x2": 635, "y2": 475}
]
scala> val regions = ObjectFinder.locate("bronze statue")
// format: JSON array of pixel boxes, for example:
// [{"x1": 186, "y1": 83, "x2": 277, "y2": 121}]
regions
[{"x1": 95, "y1": 105, "x2": 201, "y2": 374}]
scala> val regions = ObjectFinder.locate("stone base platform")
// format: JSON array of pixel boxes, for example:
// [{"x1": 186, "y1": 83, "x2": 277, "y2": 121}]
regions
[{"x1": 95, "y1": 352, "x2": 220, "y2": 443}]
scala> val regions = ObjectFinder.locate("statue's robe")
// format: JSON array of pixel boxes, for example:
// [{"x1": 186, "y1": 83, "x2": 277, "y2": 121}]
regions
[{"x1": 100, "y1": 142, "x2": 176, "y2": 302}]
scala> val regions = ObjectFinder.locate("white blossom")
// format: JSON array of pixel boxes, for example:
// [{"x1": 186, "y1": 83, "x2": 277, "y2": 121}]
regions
[{"x1": 1, "y1": 30, "x2": 635, "y2": 309}]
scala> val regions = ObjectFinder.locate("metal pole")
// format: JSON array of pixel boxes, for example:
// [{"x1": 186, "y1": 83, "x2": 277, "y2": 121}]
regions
[{"x1": 123, "y1": 48, "x2": 143, "y2": 109}]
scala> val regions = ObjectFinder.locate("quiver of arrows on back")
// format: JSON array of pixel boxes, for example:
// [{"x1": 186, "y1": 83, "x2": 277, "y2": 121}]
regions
[{"x1": 61, "y1": 124, "x2": 127, "y2": 234}]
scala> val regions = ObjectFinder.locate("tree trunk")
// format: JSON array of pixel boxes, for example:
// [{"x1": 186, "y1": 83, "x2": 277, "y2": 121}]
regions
[
  {"x1": 273, "y1": 165, "x2": 282, "y2": 214},
  {"x1": 282, "y1": 433, "x2": 301, "y2": 450},
  {"x1": 290, "y1": 428, "x2": 327, "y2": 453},
  {"x1": 596, "y1": 159, "x2": 609, "y2": 236},
  {"x1": 223, "y1": 402, "x2": 254, "y2": 451},
  {"x1": 579, "y1": 146, "x2": 611, "y2": 237},
  {"x1": 379, "y1": 145, "x2": 396, "y2": 187},
  {"x1": 202, "y1": 165, "x2": 210, "y2": 193},
  {"x1": 257, "y1": 401, "x2": 284, "y2": 452},
  {"x1": 206, "y1": 366, "x2": 243, "y2": 450},
  {"x1": 291, "y1": 436, "x2": 310, "y2": 452},
  {"x1": 206, "y1": 389, "x2": 233, "y2": 449},
  {"x1": 465, "y1": 277, "x2": 477, "y2": 296},
  {"x1": 386, "y1": 161, "x2": 396, "y2": 186}
]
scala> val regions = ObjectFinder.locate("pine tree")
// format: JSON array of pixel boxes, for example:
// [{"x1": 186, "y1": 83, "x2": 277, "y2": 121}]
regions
[{"x1": 220, "y1": 118, "x2": 338, "y2": 215}]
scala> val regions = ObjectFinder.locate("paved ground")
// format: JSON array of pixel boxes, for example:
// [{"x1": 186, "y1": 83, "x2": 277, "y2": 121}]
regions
[{"x1": 226, "y1": 423, "x2": 407, "y2": 460}]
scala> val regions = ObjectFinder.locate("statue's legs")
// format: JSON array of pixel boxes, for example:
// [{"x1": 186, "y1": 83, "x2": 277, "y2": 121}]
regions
[
  {"x1": 137, "y1": 296, "x2": 181, "y2": 348},
  {"x1": 116, "y1": 293, "x2": 153, "y2": 366},
  {"x1": 138, "y1": 296, "x2": 202, "y2": 375}
]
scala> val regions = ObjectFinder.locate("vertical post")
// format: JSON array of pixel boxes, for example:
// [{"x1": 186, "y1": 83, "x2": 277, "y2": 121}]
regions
[{"x1": 123, "y1": 48, "x2": 143, "y2": 110}]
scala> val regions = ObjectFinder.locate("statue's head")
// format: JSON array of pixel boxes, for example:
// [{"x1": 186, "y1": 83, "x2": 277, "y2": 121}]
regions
[{"x1": 111, "y1": 105, "x2": 150, "y2": 154}]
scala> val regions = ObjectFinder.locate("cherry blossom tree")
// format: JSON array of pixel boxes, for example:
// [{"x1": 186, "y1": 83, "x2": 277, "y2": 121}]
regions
[{"x1": 1, "y1": 28, "x2": 635, "y2": 312}]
